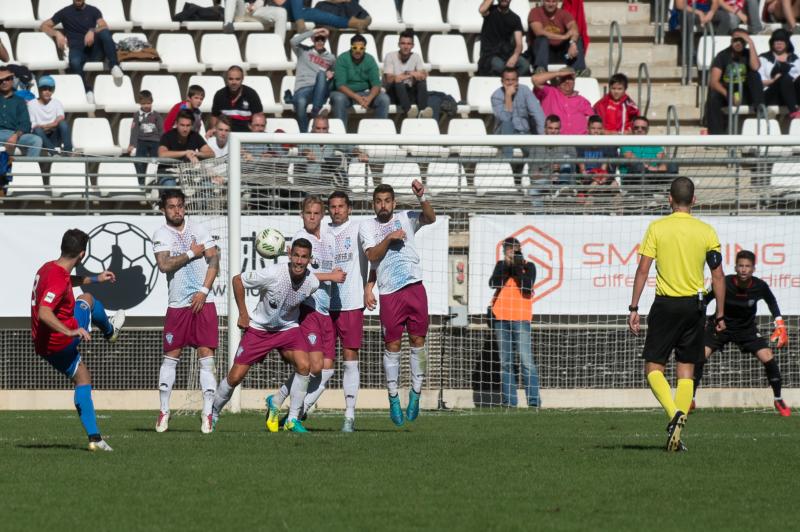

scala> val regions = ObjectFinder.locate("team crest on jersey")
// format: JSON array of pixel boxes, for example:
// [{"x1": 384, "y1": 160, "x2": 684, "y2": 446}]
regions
[
  {"x1": 165, "y1": 333, "x2": 174, "y2": 345},
  {"x1": 307, "y1": 333, "x2": 318, "y2": 345},
  {"x1": 344, "y1": 237, "x2": 352, "y2": 250},
  {"x1": 44, "y1": 292, "x2": 55, "y2": 303},
  {"x1": 394, "y1": 220, "x2": 402, "y2": 230},
  {"x1": 311, "y1": 255, "x2": 320, "y2": 269}
]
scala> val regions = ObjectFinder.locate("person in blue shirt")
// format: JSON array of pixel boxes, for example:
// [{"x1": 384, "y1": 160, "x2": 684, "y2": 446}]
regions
[{"x1": 0, "y1": 66, "x2": 42, "y2": 157}]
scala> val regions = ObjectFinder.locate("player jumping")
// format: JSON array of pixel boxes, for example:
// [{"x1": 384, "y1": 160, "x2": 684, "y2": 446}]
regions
[
  {"x1": 361, "y1": 181, "x2": 436, "y2": 426},
  {"x1": 31, "y1": 229, "x2": 125, "y2": 451},
  {"x1": 694, "y1": 249, "x2": 791, "y2": 416},
  {"x1": 152, "y1": 189, "x2": 220, "y2": 434}
]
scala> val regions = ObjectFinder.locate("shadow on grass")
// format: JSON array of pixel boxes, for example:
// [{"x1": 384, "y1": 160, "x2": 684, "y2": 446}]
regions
[
  {"x1": 131, "y1": 427, "x2": 194, "y2": 433},
  {"x1": 16, "y1": 443, "x2": 81, "y2": 451},
  {"x1": 595, "y1": 444, "x2": 665, "y2": 451}
]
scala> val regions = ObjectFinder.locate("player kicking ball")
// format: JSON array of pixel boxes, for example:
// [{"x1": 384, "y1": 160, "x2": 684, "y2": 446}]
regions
[
  {"x1": 694, "y1": 250, "x2": 791, "y2": 416},
  {"x1": 211, "y1": 239, "x2": 345, "y2": 433},
  {"x1": 152, "y1": 189, "x2": 220, "y2": 434},
  {"x1": 31, "y1": 229, "x2": 125, "y2": 451},
  {"x1": 361, "y1": 181, "x2": 436, "y2": 426}
]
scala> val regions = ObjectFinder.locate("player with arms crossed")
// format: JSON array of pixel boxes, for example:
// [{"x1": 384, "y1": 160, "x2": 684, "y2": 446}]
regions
[
  {"x1": 693, "y1": 250, "x2": 791, "y2": 416},
  {"x1": 152, "y1": 189, "x2": 220, "y2": 434},
  {"x1": 266, "y1": 196, "x2": 339, "y2": 430},
  {"x1": 628, "y1": 177, "x2": 726, "y2": 452},
  {"x1": 31, "y1": 229, "x2": 125, "y2": 451},
  {"x1": 361, "y1": 181, "x2": 436, "y2": 426},
  {"x1": 212, "y1": 239, "x2": 345, "y2": 433}
]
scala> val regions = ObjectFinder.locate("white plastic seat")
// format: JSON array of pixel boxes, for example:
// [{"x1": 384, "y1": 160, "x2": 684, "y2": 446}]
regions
[
  {"x1": 347, "y1": 162, "x2": 373, "y2": 193},
  {"x1": 117, "y1": 117, "x2": 133, "y2": 152},
  {"x1": 157, "y1": 34, "x2": 206, "y2": 73},
  {"x1": 336, "y1": 34, "x2": 380, "y2": 64},
  {"x1": 175, "y1": 0, "x2": 222, "y2": 31},
  {"x1": 130, "y1": 0, "x2": 180, "y2": 30},
  {"x1": 400, "y1": 119, "x2": 449, "y2": 157},
  {"x1": 0, "y1": 32, "x2": 15, "y2": 64},
  {"x1": 266, "y1": 118, "x2": 300, "y2": 134},
  {"x1": 377, "y1": 162, "x2": 421, "y2": 190},
  {"x1": 467, "y1": 77, "x2": 501, "y2": 114},
  {"x1": 38, "y1": 0, "x2": 71, "y2": 21},
  {"x1": 187, "y1": 75, "x2": 225, "y2": 113},
  {"x1": 473, "y1": 162, "x2": 515, "y2": 196},
  {"x1": 426, "y1": 162, "x2": 466, "y2": 194},
  {"x1": 140, "y1": 75, "x2": 182, "y2": 113},
  {"x1": 447, "y1": 0, "x2": 485, "y2": 33},
  {"x1": 447, "y1": 119, "x2": 498, "y2": 157},
  {"x1": 741, "y1": 118, "x2": 781, "y2": 155},
  {"x1": 49, "y1": 162, "x2": 92, "y2": 198},
  {"x1": 97, "y1": 162, "x2": 144, "y2": 199},
  {"x1": 356, "y1": 119, "x2": 405, "y2": 158},
  {"x1": 247, "y1": 76, "x2": 284, "y2": 115},
  {"x1": 279, "y1": 75, "x2": 297, "y2": 111},
  {"x1": 0, "y1": 0, "x2": 39, "y2": 29},
  {"x1": 575, "y1": 78, "x2": 601, "y2": 106},
  {"x1": 16, "y1": 32, "x2": 68, "y2": 70},
  {"x1": 428, "y1": 35, "x2": 476, "y2": 73},
  {"x1": 93, "y1": 75, "x2": 139, "y2": 113},
  {"x1": 402, "y1": 0, "x2": 451, "y2": 32},
  {"x1": 770, "y1": 162, "x2": 800, "y2": 197},
  {"x1": 200, "y1": 34, "x2": 250, "y2": 72},
  {"x1": 380, "y1": 34, "x2": 426, "y2": 64},
  {"x1": 73, "y1": 118, "x2": 123, "y2": 156},
  {"x1": 788, "y1": 118, "x2": 800, "y2": 153},
  {"x1": 697, "y1": 36, "x2": 730, "y2": 71},
  {"x1": 358, "y1": 0, "x2": 405, "y2": 31},
  {"x1": 511, "y1": 0, "x2": 530, "y2": 30},
  {"x1": 91, "y1": 0, "x2": 133, "y2": 30},
  {"x1": 109, "y1": 32, "x2": 161, "y2": 71},
  {"x1": 6, "y1": 162, "x2": 50, "y2": 198},
  {"x1": 246, "y1": 33, "x2": 295, "y2": 71},
  {"x1": 50, "y1": 75, "x2": 96, "y2": 113}
]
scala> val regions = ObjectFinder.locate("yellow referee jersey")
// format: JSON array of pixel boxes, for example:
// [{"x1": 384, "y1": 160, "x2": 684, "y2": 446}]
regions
[{"x1": 639, "y1": 212, "x2": 721, "y2": 297}]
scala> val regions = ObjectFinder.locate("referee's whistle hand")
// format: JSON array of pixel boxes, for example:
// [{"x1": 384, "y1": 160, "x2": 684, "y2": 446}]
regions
[{"x1": 627, "y1": 312, "x2": 640, "y2": 336}]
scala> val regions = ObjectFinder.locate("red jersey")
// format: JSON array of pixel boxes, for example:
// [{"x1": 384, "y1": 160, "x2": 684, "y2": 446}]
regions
[
  {"x1": 31, "y1": 261, "x2": 77, "y2": 355},
  {"x1": 593, "y1": 92, "x2": 639, "y2": 134}
]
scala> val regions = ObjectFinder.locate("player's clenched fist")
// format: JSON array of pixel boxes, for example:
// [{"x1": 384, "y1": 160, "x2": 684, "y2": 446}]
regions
[
  {"x1": 329, "y1": 267, "x2": 347, "y2": 283},
  {"x1": 411, "y1": 179, "x2": 425, "y2": 197},
  {"x1": 388, "y1": 229, "x2": 406, "y2": 242},
  {"x1": 189, "y1": 238, "x2": 204, "y2": 258}
]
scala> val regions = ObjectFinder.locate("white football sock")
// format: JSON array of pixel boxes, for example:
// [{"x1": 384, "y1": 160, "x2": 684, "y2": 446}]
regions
[
  {"x1": 304, "y1": 368, "x2": 334, "y2": 412},
  {"x1": 288, "y1": 373, "x2": 310, "y2": 420},
  {"x1": 343, "y1": 360, "x2": 360, "y2": 419},
  {"x1": 158, "y1": 356, "x2": 179, "y2": 413},
  {"x1": 198, "y1": 356, "x2": 217, "y2": 417},
  {"x1": 410, "y1": 346, "x2": 427, "y2": 394},
  {"x1": 212, "y1": 377, "x2": 234, "y2": 417},
  {"x1": 383, "y1": 350, "x2": 401, "y2": 396},
  {"x1": 275, "y1": 374, "x2": 293, "y2": 407}
]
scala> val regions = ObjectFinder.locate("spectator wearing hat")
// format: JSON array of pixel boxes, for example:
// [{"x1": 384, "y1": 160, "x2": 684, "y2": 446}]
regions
[
  {"x1": 0, "y1": 65, "x2": 43, "y2": 157},
  {"x1": 291, "y1": 27, "x2": 336, "y2": 133},
  {"x1": 532, "y1": 67, "x2": 594, "y2": 134},
  {"x1": 330, "y1": 34, "x2": 389, "y2": 126},
  {"x1": 28, "y1": 75, "x2": 72, "y2": 155},
  {"x1": 758, "y1": 29, "x2": 800, "y2": 119}
]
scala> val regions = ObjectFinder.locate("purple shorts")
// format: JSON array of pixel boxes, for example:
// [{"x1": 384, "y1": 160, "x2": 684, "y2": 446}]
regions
[
  {"x1": 330, "y1": 308, "x2": 365, "y2": 350},
  {"x1": 163, "y1": 303, "x2": 219, "y2": 352},
  {"x1": 234, "y1": 327, "x2": 306, "y2": 366},
  {"x1": 379, "y1": 282, "x2": 429, "y2": 343},
  {"x1": 300, "y1": 306, "x2": 336, "y2": 360}
]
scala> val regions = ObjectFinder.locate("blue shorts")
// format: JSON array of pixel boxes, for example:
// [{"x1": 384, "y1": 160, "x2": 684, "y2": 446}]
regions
[{"x1": 40, "y1": 299, "x2": 91, "y2": 378}]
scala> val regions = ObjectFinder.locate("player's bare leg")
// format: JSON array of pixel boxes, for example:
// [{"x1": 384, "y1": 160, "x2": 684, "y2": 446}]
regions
[
  {"x1": 755, "y1": 348, "x2": 790, "y2": 416},
  {"x1": 72, "y1": 362, "x2": 112, "y2": 452},
  {"x1": 341, "y1": 347, "x2": 360, "y2": 432}
]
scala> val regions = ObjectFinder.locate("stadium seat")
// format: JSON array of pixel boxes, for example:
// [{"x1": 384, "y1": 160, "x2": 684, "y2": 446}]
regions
[
  {"x1": 130, "y1": 0, "x2": 180, "y2": 31},
  {"x1": 473, "y1": 162, "x2": 516, "y2": 195},
  {"x1": 400, "y1": 119, "x2": 449, "y2": 157},
  {"x1": 157, "y1": 34, "x2": 206, "y2": 73},
  {"x1": 279, "y1": 75, "x2": 297, "y2": 111},
  {"x1": 117, "y1": 117, "x2": 133, "y2": 152},
  {"x1": 16, "y1": 32, "x2": 68, "y2": 71},
  {"x1": 770, "y1": 162, "x2": 800, "y2": 198},
  {"x1": 6, "y1": 162, "x2": 50, "y2": 198},
  {"x1": 50, "y1": 75, "x2": 96, "y2": 113},
  {"x1": 110, "y1": 33, "x2": 161, "y2": 72},
  {"x1": 447, "y1": 0, "x2": 485, "y2": 33},
  {"x1": 376, "y1": 162, "x2": 421, "y2": 189},
  {"x1": 140, "y1": 75, "x2": 182, "y2": 113},
  {"x1": 696, "y1": 36, "x2": 729, "y2": 71},
  {"x1": 49, "y1": 162, "x2": 92, "y2": 198},
  {"x1": 91, "y1": 0, "x2": 134, "y2": 31},
  {"x1": 38, "y1": 0, "x2": 69, "y2": 21},
  {"x1": 175, "y1": 0, "x2": 222, "y2": 31},
  {"x1": 356, "y1": 119, "x2": 406, "y2": 158},
  {"x1": 511, "y1": 0, "x2": 530, "y2": 30},
  {"x1": 426, "y1": 162, "x2": 467, "y2": 194},
  {"x1": 0, "y1": 0, "x2": 39, "y2": 29},
  {"x1": 336, "y1": 34, "x2": 380, "y2": 65},
  {"x1": 246, "y1": 33, "x2": 295, "y2": 72},
  {"x1": 187, "y1": 75, "x2": 225, "y2": 112},
  {"x1": 428, "y1": 35, "x2": 477, "y2": 73},
  {"x1": 402, "y1": 0, "x2": 451, "y2": 32},
  {"x1": 93, "y1": 75, "x2": 139, "y2": 113},
  {"x1": 788, "y1": 119, "x2": 800, "y2": 153},
  {"x1": 200, "y1": 34, "x2": 250, "y2": 72},
  {"x1": 247, "y1": 76, "x2": 284, "y2": 115},
  {"x1": 72, "y1": 118, "x2": 124, "y2": 156},
  {"x1": 447, "y1": 119, "x2": 498, "y2": 157},
  {"x1": 358, "y1": 0, "x2": 405, "y2": 31},
  {"x1": 347, "y1": 161, "x2": 373, "y2": 193},
  {"x1": 0, "y1": 32, "x2": 15, "y2": 64},
  {"x1": 426, "y1": 76, "x2": 470, "y2": 114},
  {"x1": 466, "y1": 77, "x2": 500, "y2": 114},
  {"x1": 97, "y1": 162, "x2": 145, "y2": 200},
  {"x1": 266, "y1": 118, "x2": 300, "y2": 134},
  {"x1": 575, "y1": 77, "x2": 601, "y2": 106},
  {"x1": 380, "y1": 34, "x2": 426, "y2": 65},
  {"x1": 741, "y1": 118, "x2": 782, "y2": 155}
]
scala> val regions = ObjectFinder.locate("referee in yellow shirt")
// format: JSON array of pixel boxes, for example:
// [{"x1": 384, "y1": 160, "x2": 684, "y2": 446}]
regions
[{"x1": 628, "y1": 177, "x2": 726, "y2": 452}]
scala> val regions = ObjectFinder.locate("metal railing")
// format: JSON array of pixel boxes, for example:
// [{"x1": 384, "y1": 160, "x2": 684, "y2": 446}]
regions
[
  {"x1": 665, "y1": 105, "x2": 681, "y2": 135},
  {"x1": 680, "y1": 8, "x2": 697, "y2": 85},
  {"x1": 608, "y1": 20, "x2": 623, "y2": 82},
  {"x1": 654, "y1": 0, "x2": 667, "y2": 45},
  {"x1": 636, "y1": 62, "x2": 651, "y2": 118},
  {"x1": 698, "y1": 22, "x2": 716, "y2": 121},
  {"x1": 726, "y1": 67, "x2": 745, "y2": 135}
]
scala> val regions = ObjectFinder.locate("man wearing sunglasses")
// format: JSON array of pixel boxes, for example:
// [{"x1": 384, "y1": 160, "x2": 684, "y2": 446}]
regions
[
  {"x1": 291, "y1": 28, "x2": 336, "y2": 133},
  {"x1": 0, "y1": 66, "x2": 43, "y2": 158},
  {"x1": 330, "y1": 34, "x2": 390, "y2": 127},
  {"x1": 620, "y1": 116, "x2": 670, "y2": 195}
]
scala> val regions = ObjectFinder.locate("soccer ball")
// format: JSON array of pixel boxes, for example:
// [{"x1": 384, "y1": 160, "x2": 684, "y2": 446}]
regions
[{"x1": 255, "y1": 228, "x2": 286, "y2": 258}]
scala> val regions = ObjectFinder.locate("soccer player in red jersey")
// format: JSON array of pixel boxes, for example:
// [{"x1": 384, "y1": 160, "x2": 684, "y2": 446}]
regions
[{"x1": 31, "y1": 229, "x2": 125, "y2": 451}]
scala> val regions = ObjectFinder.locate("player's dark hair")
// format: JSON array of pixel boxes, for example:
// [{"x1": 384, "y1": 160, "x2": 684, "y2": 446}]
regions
[
  {"x1": 373, "y1": 184, "x2": 395, "y2": 200},
  {"x1": 291, "y1": 237, "x2": 312, "y2": 253},
  {"x1": 187, "y1": 84, "x2": 205, "y2": 98},
  {"x1": 176, "y1": 109, "x2": 194, "y2": 124},
  {"x1": 588, "y1": 115, "x2": 603, "y2": 126},
  {"x1": 670, "y1": 176, "x2": 694, "y2": 206},
  {"x1": 351, "y1": 33, "x2": 367, "y2": 45},
  {"x1": 736, "y1": 249, "x2": 757, "y2": 265},
  {"x1": 159, "y1": 189, "x2": 186, "y2": 209},
  {"x1": 328, "y1": 190, "x2": 351, "y2": 207},
  {"x1": 609, "y1": 73, "x2": 629, "y2": 89},
  {"x1": 61, "y1": 229, "x2": 89, "y2": 258},
  {"x1": 301, "y1": 195, "x2": 324, "y2": 212},
  {"x1": 139, "y1": 90, "x2": 153, "y2": 103},
  {"x1": 216, "y1": 114, "x2": 232, "y2": 128},
  {"x1": 546, "y1": 114, "x2": 561, "y2": 124},
  {"x1": 399, "y1": 29, "x2": 415, "y2": 41}
]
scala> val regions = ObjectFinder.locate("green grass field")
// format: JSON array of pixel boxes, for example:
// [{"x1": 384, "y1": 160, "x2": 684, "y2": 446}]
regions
[{"x1": 1, "y1": 409, "x2": 797, "y2": 531}]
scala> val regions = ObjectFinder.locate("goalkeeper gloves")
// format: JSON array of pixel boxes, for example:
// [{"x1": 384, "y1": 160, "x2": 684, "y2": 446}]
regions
[{"x1": 770, "y1": 317, "x2": 788, "y2": 349}]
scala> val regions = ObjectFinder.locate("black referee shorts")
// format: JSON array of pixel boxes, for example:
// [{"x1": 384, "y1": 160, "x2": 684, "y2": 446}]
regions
[
  {"x1": 642, "y1": 296, "x2": 705, "y2": 365},
  {"x1": 705, "y1": 322, "x2": 770, "y2": 355}
]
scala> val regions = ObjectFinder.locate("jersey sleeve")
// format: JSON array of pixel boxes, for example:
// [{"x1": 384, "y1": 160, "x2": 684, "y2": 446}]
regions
[
  {"x1": 760, "y1": 280, "x2": 783, "y2": 318},
  {"x1": 359, "y1": 220, "x2": 377, "y2": 251},
  {"x1": 307, "y1": 271, "x2": 321, "y2": 294},
  {"x1": 38, "y1": 270, "x2": 68, "y2": 310},
  {"x1": 152, "y1": 227, "x2": 171, "y2": 254},
  {"x1": 241, "y1": 266, "x2": 275, "y2": 290},
  {"x1": 638, "y1": 222, "x2": 657, "y2": 259}
]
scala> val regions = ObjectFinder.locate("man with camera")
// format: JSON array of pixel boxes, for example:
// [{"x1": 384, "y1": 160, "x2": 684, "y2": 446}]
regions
[{"x1": 488, "y1": 237, "x2": 540, "y2": 407}]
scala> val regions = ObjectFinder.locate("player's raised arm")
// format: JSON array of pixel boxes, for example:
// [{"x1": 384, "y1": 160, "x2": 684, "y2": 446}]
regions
[
  {"x1": 70, "y1": 270, "x2": 116, "y2": 286},
  {"x1": 231, "y1": 273, "x2": 250, "y2": 330},
  {"x1": 412, "y1": 179, "x2": 436, "y2": 226},
  {"x1": 155, "y1": 239, "x2": 204, "y2": 274}
]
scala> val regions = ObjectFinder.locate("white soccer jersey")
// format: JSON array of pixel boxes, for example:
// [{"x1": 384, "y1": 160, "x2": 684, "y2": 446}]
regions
[
  {"x1": 152, "y1": 218, "x2": 216, "y2": 308},
  {"x1": 293, "y1": 228, "x2": 335, "y2": 314},
  {"x1": 327, "y1": 218, "x2": 365, "y2": 311},
  {"x1": 359, "y1": 210, "x2": 422, "y2": 295},
  {"x1": 241, "y1": 263, "x2": 320, "y2": 331}
]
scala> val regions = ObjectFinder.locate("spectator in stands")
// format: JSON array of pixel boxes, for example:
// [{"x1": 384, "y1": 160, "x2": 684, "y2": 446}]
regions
[
  {"x1": 330, "y1": 34, "x2": 390, "y2": 126},
  {"x1": 0, "y1": 41, "x2": 8, "y2": 63},
  {"x1": 758, "y1": 29, "x2": 800, "y2": 119},
  {"x1": 532, "y1": 67, "x2": 594, "y2": 134},
  {"x1": 764, "y1": 0, "x2": 799, "y2": 33},
  {"x1": 164, "y1": 85, "x2": 205, "y2": 134},
  {"x1": 250, "y1": 112, "x2": 267, "y2": 132},
  {"x1": 528, "y1": 0, "x2": 589, "y2": 76},
  {"x1": 579, "y1": 115, "x2": 621, "y2": 207},
  {"x1": 704, "y1": 29, "x2": 764, "y2": 135},
  {"x1": 28, "y1": 75, "x2": 72, "y2": 156},
  {"x1": 224, "y1": 1, "x2": 289, "y2": 40},
  {"x1": 296, "y1": 114, "x2": 368, "y2": 189},
  {"x1": 0, "y1": 66, "x2": 42, "y2": 157},
  {"x1": 226, "y1": 0, "x2": 371, "y2": 34},
  {"x1": 40, "y1": 0, "x2": 123, "y2": 102},
  {"x1": 491, "y1": 67, "x2": 546, "y2": 185},
  {"x1": 291, "y1": 28, "x2": 336, "y2": 133},
  {"x1": 593, "y1": 73, "x2": 639, "y2": 134},
  {"x1": 210, "y1": 66, "x2": 264, "y2": 135},
  {"x1": 383, "y1": 30, "x2": 432, "y2": 119},
  {"x1": 157, "y1": 110, "x2": 214, "y2": 187},
  {"x1": 713, "y1": 0, "x2": 765, "y2": 35},
  {"x1": 620, "y1": 116, "x2": 670, "y2": 194},
  {"x1": 528, "y1": 114, "x2": 577, "y2": 209},
  {"x1": 669, "y1": 0, "x2": 714, "y2": 31},
  {"x1": 489, "y1": 236, "x2": 539, "y2": 408},
  {"x1": 128, "y1": 90, "x2": 164, "y2": 179},
  {"x1": 478, "y1": 0, "x2": 530, "y2": 76},
  {"x1": 208, "y1": 115, "x2": 231, "y2": 158}
]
